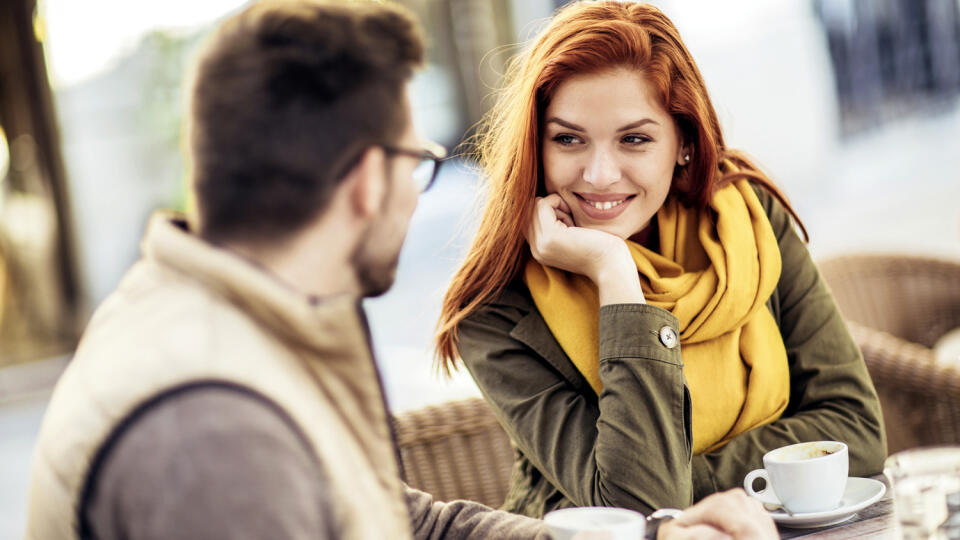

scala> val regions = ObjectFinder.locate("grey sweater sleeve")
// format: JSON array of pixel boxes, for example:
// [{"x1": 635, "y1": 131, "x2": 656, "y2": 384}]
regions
[
  {"x1": 405, "y1": 485, "x2": 550, "y2": 540},
  {"x1": 83, "y1": 384, "x2": 548, "y2": 540},
  {"x1": 82, "y1": 385, "x2": 337, "y2": 540}
]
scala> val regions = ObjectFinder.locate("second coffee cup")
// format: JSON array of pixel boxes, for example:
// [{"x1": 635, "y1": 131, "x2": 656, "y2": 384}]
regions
[
  {"x1": 543, "y1": 507, "x2": 646, "y2": 540},
  {"x1": 743, "y1": 441, "x2": 849, "y2": 514}
]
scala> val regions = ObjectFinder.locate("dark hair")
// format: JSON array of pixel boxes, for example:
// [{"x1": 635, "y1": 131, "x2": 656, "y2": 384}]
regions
[{"x1": 189, "y1": 0, "x2": 424, "y2": 244}]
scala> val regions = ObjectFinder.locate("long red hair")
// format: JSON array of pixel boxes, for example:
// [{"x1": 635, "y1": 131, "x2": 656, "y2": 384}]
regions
[{"x1": 435, "y1": 1, "x2": 806, "y2": 371}]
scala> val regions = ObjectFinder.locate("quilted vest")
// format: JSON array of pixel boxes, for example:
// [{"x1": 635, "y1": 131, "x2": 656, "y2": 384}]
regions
[{"x1": 25, "y1": 213, "x2": 412, "y2": 539}]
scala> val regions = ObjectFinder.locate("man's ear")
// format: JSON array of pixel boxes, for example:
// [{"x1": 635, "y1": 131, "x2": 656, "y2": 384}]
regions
[{"x1": 345, "y1": 146, "x2": 387, "y2": 219}]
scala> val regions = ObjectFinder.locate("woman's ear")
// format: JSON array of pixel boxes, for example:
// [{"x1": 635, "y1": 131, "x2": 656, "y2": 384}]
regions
[
  {"x1": 676, "y1": 145, "x2": 692, "y2": 166},
  {"x1": 346, "y1": 146, "x2": 387, "y2": 219}
]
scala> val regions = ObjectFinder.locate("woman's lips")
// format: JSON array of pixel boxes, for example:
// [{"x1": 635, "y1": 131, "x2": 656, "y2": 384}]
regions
[{"x1": 574, "y1": 193, "x2": 635, "y2": 221}]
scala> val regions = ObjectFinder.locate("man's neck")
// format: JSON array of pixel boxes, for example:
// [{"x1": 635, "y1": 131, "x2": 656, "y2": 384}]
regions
[{"x1": 223, "y1": 221, "x2": 362, "y2": 300}]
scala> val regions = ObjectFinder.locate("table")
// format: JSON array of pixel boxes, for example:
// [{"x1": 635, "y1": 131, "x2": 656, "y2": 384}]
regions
[{"x1": 779, "y1": 476, "x2": 895, "y2": 539}]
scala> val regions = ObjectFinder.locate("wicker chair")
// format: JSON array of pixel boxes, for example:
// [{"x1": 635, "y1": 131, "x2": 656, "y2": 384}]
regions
[
  {"x1": 392, "y1": 397, "x2": 514, "y2": 507},
  {"x1": 818, "y1": 254, "x2": 960, "y2": 453}
]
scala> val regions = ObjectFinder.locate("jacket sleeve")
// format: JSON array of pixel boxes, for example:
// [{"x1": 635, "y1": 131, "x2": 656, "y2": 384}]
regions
[
  {"x1": 406, "y1": 485, "x2": 549, "y2": 539},
  {"x1": 690, "y1": 188, "x2": 887, "y2": 500},
  {"x1": 458, "y1": 298, "x2": 694, "y2": 514}
]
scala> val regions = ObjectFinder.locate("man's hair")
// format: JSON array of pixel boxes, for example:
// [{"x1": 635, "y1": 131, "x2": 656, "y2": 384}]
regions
[{"x1": 188, "y1": 0, "x2": 423, "y2": 244}]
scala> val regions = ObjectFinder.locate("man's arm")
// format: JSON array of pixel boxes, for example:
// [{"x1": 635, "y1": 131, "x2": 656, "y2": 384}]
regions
[
  {"x1": 83, "y1": 385, "x2": 337, "y2": 540},
  {"x1": 406, "y1": 485, "x2": 550, "y2": 539},
  {"x1": 83, "y1": 384, "x2": 549, "y2": 540}
]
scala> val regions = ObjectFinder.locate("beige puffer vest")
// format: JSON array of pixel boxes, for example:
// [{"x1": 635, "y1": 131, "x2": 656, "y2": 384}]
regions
[{"x1": 25, "y1": 213, "x2": 412, "y2": 539}]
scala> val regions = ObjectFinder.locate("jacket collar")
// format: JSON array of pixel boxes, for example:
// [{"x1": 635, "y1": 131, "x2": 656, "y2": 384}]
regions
[
  {"x1": 498, "y1": 281, "x2": 595, "y2": 397},
  {"x1": 141, "y1": 212, "x2": 368, "y2": 358}
]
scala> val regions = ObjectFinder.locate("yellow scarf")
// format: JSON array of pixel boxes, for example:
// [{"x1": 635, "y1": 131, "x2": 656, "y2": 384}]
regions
[{"x1": 524, "y1": 178, "x2": 790, "y2": 454}]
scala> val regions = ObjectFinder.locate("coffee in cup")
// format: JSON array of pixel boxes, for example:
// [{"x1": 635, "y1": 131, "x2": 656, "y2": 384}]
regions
[
  {"x1": 543, "y1": 507, "x2": 646, "y2": 540},
  {"x1": 743, "y1": 441, "x2": 849, "y2": 514}
]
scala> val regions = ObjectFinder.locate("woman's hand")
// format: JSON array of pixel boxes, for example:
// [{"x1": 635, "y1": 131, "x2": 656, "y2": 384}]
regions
[
  {"x1": 526, "y1": 194, "x2": 645, "y2": 305},
  {"x1": 658, "y1": 489, "x2": 778, "y2": 540}
]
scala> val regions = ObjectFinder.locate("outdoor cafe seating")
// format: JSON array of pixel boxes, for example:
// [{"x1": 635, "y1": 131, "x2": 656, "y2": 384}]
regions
[
  {"x1": 393, "y1": 396, "x2": 514, "y2": 508},
  {"x1": 819, "y1": 253, "x2": 960, "y2": 454},
  {"x1": 392, "y1": 253, "x2": 960, "y2": 538}
]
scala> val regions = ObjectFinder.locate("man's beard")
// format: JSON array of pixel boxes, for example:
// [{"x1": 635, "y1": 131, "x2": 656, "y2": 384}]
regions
[
  {"x1": 349, "y1": 159, "x2": 405, "y2": 298},
  {"x1": 349, "y1": 222, "x2": 401, "y2": 298}
]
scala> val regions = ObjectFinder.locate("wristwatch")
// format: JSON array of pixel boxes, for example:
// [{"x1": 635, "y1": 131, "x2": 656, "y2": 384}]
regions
[{"x1": 645, "y1": 508, "x2": 683, "y2": 539}]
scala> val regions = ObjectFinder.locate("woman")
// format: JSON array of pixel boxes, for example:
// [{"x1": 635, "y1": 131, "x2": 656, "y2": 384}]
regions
[{"x1": 435, "y1": 1, "x2": 886, "y2": 518}]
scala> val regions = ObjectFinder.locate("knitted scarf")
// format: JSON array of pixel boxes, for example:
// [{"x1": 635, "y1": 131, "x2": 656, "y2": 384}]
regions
[{"x1": 524, "y1": 178, "x2": 790, "y2": 454}]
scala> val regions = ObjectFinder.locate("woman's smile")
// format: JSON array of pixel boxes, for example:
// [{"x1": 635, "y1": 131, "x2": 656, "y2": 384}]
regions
[{"x1": 574, "y1": 192, "x2": 636, "y2": 220}]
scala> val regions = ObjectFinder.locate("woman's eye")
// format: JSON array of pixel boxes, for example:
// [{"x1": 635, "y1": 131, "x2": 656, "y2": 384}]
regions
[
  {"x1": 622, "y1": 134, "x2": 651, "y2": 145},
  {"x1": 552, "y1": 134, "x2": 579, "y2": 145}
]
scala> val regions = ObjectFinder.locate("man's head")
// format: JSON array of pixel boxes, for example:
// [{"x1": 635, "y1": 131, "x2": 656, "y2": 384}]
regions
[{"x1": 188, "y1": 0, "x2": 426, "y2": 296}]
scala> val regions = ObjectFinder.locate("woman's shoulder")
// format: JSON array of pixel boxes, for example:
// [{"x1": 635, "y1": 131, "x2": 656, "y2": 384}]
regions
[
  {"x1": 747, "y1": 181, "x2": 794, "y2": 239},
  {"x1": 748, "y1": 181, "x2": 779, "y2": 215},
  {"x1": 461, "y1": 277, "x2": 535, "y2": 326},
  {"x1": 455, "y1": 278, "x2": 542, "y2": 364}
]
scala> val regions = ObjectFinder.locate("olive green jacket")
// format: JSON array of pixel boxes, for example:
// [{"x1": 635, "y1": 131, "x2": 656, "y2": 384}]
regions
[{"x1": 457, "y1": 187, "x2": 887, "y2": 518}]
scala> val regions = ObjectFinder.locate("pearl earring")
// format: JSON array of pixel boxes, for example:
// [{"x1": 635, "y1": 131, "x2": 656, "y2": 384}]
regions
[{"x1": 684, "y1": 154, "x2": 690, "y2": 163}]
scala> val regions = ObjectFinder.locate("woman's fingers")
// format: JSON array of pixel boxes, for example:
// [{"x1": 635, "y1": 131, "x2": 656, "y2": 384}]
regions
[
  {"x1": 538, "y1": 194, "x2": 565, "y2": 228},
  {"x1": 537, "y1": 193, "x2": 574, "y2": 228},
  {"x1": 541, "y1": 192, "x2": 565, "y2": 210},
  {"x1": 525, "y1": 197, "x2": 547, "y2": 243},
  {"x1": 527, "y1": 196, "x2": 558, "y2": 260}
]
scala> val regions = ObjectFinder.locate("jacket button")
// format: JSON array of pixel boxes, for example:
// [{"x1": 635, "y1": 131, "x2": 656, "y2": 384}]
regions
[{"x1": 659, "y1": 326, "x2": 679, "y2": 349}]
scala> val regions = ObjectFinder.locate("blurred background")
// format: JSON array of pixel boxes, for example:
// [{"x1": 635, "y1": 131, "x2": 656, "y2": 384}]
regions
[{"x1": 1, "y1": 0, "x2": 959, "y2": 536}]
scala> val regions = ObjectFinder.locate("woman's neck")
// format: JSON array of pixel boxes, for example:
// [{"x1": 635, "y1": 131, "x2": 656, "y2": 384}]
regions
[{"x1": 629, "y1": 216, "x2": 659, "y2": 252}]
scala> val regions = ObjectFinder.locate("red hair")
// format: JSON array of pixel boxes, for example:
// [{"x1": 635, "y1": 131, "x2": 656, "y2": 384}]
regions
[{"x1": 435, "y1": 1, "x2": 806, "y2": 371}]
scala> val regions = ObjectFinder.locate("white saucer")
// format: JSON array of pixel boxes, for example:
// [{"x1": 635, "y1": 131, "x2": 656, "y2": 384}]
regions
[{"x1": 755, "y1": 477, "x2": 886, "y2": 528}]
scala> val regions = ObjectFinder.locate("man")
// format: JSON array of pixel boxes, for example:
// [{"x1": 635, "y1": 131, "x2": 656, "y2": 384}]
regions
[{"x1": 25, "y1": 1, "x2": 776, "y2": 539}]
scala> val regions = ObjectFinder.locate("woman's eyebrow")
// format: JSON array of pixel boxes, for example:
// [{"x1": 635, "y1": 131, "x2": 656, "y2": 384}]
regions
[
  {"x1": 545, "y1": 117, "x2": 660, "y2": 132},
  {"x1": 545, "y1": 117, "x2": 585, "y2": 132},
  {"x1": 617, "y1": 118, "x2": 659, "y2": 131}
]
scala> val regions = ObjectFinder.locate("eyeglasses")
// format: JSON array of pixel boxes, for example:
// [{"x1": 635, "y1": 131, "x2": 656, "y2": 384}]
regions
[{"x1": 381, "y1": 140, "x2": 448, "y2": 193}]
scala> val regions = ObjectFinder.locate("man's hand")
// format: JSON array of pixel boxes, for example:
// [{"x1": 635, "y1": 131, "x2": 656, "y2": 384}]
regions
[
  {"x1": 526, "y1": 194, "x2": 644, "y2": 305},
  {"x1": 658, "y1": 489, "x2": 777, "y2": 540}
]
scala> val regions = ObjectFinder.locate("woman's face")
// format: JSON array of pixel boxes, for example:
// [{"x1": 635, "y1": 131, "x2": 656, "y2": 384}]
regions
[{"x1": 541, "y1": 67, "x2": 686, "y2": 240}]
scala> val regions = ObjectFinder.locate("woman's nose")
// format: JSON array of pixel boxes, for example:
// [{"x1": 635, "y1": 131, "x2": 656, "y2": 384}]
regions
[{"x1": 581, "y1": 146, "x2": 621, "y2": 188}]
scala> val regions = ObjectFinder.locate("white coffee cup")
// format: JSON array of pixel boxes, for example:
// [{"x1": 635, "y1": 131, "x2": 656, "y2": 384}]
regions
[
  {"x1": 743, "y1": 441, "x2": 849, "y2": 514},
  {"x1": 543, "y1": 507, "x2": 646, "y2": 540}
]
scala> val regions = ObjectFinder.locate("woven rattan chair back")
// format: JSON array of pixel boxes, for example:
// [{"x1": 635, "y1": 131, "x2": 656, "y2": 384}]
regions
[
  {"x1": 392, "y1": 397, "x2": 514, "y2": 507},
  {"x1": 819, "y1": 254, "x2": 960, "y2": 347},
  {"x1": 819, "y1": 253, "x2": 960, "y2": 452}
]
